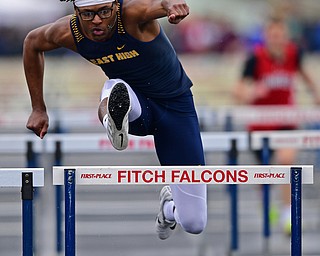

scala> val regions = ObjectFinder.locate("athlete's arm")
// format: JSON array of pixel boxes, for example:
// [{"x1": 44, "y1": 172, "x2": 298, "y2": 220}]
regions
[
  {"x1": 124, "y1": 0, "x2": 189, "y2": 25},
  {"x1": 299, "y1": 68, "x2": 320, "y2": 104},
  {"x1": 233, "y1": 78, "x2": 254, "y2": 105},
  {"x1": 233, "y1": 55, "x2": 258, "y2": 104},
  {"x1": 23, "y1": 16, "x2": 76, "y2": 138}
]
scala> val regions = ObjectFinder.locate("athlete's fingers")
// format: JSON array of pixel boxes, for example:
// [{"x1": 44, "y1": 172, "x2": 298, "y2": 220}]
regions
[
  {"x1": 26, "y1": 121, "x2": 48, "y2": 138},
  {"x1": 168, "y1": 14, "x2": 179, "y2": 24},
  {"x1": 26, "y1": 110, "x2": 49, "y2": 139},
  {"x1": 167, "y1": 2, "x2": 189, "y2": 24},
  {"x1": 39, "y1": 123, "x2": 48, "y2": 139},
  {"x1": 168, "y1": 12, "x2": 188, "y2": 24}
]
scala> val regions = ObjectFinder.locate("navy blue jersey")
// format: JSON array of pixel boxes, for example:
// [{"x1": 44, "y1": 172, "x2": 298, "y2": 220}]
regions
[{"x1": 70, "y1": 0, "x2": 192, "y2": 98}]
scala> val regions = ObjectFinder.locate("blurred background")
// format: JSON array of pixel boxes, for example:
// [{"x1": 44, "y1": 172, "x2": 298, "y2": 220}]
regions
[
  {"x1": 1, "y1": 0, "x2": 320, "y2": 255},
  {"x1": 1, "y1": 0, "x2": 320, "y2": 123}
]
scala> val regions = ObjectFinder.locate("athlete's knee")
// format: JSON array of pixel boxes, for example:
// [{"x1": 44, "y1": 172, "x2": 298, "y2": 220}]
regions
[
  {"x1": 100, "y1": 78, "x2": 127, "y2": 101},
  {"x1": 179, "y1": 212, "x2": 207, "y2": 234}
]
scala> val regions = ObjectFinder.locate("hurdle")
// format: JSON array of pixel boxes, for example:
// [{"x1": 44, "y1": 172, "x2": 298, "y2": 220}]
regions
[
  {"x1": 53, "y1": 165, "x2": 313, "y2": 256},
  {"x1": 215, "y1": 106, "x2": 320, "y2": 128},
  {"x1": 251, "y1": 130, "x2": 320, "y2": 255},
  {"x1": 44, "y1": 132, "x2": 248, "y2": 253},
  {"x1": 1, "y1": 130, "x2": 316, "y2": 254},
  {"x1": 221, "y1": 107, "x2": 320, "y2": 255},
  {"x1": 0, "y1": 132, "x2": 249, "y2": 254},
  {"x1": 0, "y1": 168, "x2": 44, "y2": 256}
]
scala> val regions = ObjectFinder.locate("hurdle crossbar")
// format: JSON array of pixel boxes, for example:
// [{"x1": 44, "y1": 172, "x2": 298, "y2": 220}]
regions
[
  {"x1": 0, "y1": 168, "x2": 44, "y2": 256},
  {"x1": 53, "y1": 165, "x2": 313, "y2": 186},
  {"x1": 4, "y1": 130, "x2": 320, "y2": 154},
  {"x1": 2, "y1": 130, "x2": 320, "y2": 153},
  {"x1": 53, "y1": 165, "x2": 312, "y2": 256},
  {"x1": 0, "y1": 132, "x2": 249, "y2": 153},
  {"x1": 216, "y1": 106, "x2": 320, "y2": 126},
  {"x1": 0, "y1": 168, "x2": 44, "y2": 187},
  {"x1": 251, "y1": 130, "x2": 320, "y2": 150}
]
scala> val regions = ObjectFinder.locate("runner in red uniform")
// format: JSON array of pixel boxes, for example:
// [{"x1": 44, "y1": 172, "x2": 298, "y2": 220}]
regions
[{"x1": 233, "y1": 17, "x2": 320, "y2": 234}]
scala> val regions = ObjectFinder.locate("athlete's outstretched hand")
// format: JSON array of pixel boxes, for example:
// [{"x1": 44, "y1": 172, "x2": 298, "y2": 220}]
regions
[
  {"x1": 164, "y1": 0, "x2": 190, "y2": 24},
  {"x1": 26, "y1": 109, "x2": 49, "y2": 139}
]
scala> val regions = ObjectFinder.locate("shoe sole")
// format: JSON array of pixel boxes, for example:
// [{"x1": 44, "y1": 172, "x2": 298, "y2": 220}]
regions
[{"x1": 107, "y1": 83, "x2": 131, "y2": 150}]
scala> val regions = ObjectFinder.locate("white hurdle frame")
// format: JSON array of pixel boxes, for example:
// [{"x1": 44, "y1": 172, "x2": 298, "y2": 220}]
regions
[
  {"x1": 53, "y1": 165, "x2": 313, "y2": 256},
  {"x1": 0, "y1": 168, "x2": 44, "y2": 256}
]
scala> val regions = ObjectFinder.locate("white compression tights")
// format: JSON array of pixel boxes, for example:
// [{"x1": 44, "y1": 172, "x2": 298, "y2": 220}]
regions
[{"x1": 166, "y1": 184, "x2": 207, "y2": 234}]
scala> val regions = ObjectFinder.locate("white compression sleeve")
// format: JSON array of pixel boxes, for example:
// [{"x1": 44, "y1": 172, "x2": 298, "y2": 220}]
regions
[{"x1": 100, "y1": 79, "x2": 142, "y2": 122}]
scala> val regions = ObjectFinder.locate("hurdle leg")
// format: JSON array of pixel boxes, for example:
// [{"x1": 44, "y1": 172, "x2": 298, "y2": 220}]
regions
[
  {"x1": 65, "y1": 169, "x2": 76, "y2": 256},
  {"x1": 261, "y1": 137, "x2": 271, "y2": 255},
  {"x1": 21, "y1": 172, "x2": 34, "y2": 256},
  {"x1": 55, "y1": 141, "x2": 63, "y2": 253},
  {"x1": 228, "y1": 139, "x2": 239, "y2": 255},
  {"x1": 291, "y1": 167, "x2": 302, "y2": 256},
  {"x1": 56, "y1": 185, "x2": 63, "y2": 252},
  {"x1": 229, "y1": 185, "x2": 238, "y2": 255},
  {"x1": 26, "y1": 141, "x2": 38, "y2": 168}
]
